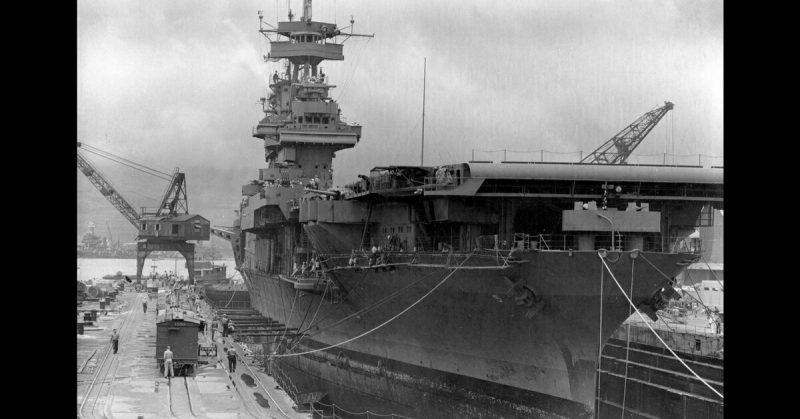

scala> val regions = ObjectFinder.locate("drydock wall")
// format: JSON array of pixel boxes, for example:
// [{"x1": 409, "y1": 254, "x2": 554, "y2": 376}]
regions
[
  {"x1": 596, "y1": 327, "x2": 724, "y2": 419},
  {"x1": 612, "y1": 325, "x2": 724, "y2": 358}
]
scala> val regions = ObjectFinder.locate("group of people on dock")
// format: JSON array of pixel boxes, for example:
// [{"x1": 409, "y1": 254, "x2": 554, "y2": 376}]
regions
[
  {"x1": 209, "y1": 313, "x2": 235, "y2": 340},
  {"x1": 107, "y1": 275, "x2": 244, "y2": 381}
]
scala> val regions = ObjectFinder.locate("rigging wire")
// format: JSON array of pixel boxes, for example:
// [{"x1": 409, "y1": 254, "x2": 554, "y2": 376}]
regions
[
  {"x1": 286, "y1": 280, "x2": 330, "y2": 353},
  {"x1": 303, "y1": 265, "x2": 445, "y2": 337},
  {"x1": 83, "y1": 145, "x2": 172, "y2": 178},
  {"x1": 220, "y1": 270, "x2": 244, "y2": 308},
  {"x1": 80, "y1": 143, "x2": 174, "y2": 179},
  {"x1": 598, "y1": 255, "x2": 723, "y2": 399},
  {"x1": 335, "y1": 37, "x2": 372, "y2": 103},
  {"x1": 620, "y1": 259, "x2": 635, "y2": 418},
  {"x1": 80, "y1": 148, "x2": 172, "y2": 182},
  {"x1": 270, "y1": 253, "x2": 474, "y2": 359},
  {"x1": 596, "y1": 260, "x2": 604, "y2": 418},
  {"x1": 643, "y1": 254, "x2": 716, "y2": 317},
  {"x1": 278, "y1": 289, "x2": 300, "y2": 343},
  {"x1": 291, "y1": 284, "x2": 319, "y2": 343},
  {"x1": 699, "y1": 255, "x2": 724, "y2": 291}
]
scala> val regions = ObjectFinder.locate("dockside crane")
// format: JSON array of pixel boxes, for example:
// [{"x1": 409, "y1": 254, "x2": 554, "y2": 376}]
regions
[
  {"x1": 580, "y1": 101, "x2": 674, "y2": 164},
  {"x1": 77, "y1": 142, "x2": 210, "y2": 284}
]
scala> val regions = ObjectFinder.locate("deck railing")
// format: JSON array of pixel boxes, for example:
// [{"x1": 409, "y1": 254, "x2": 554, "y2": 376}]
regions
[{"x1": 330, "y1": 234, "x2": 701, "y2": 256}]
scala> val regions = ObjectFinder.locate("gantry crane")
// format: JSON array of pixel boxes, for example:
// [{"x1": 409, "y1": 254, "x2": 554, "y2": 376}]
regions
[
  {"x1": 580, "y1": 101, "x2": 674, "y2": 164},
  {"x1": 77, "y1": 142, "x2": 210, "y2": 284}
]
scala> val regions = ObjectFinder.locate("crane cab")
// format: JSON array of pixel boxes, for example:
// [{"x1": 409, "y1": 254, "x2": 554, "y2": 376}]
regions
[{"x1": 138, "y1": 214, "x2": 210, "y2": 241}]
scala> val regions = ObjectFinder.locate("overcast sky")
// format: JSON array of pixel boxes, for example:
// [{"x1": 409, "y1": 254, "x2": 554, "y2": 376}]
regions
[{"x1": 77, "y1": 0, "x2": 723, "y2": 241}]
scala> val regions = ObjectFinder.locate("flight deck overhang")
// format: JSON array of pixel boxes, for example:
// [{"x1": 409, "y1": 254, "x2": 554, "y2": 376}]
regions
[
  {"x1": 423, "y1": 162, "x2": 723, "y2": 201},
  {"x1": 465, "y1": 162, "x2": 723, "y2": 184}
]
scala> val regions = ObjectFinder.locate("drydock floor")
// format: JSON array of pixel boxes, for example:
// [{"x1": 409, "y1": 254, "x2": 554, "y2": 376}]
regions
[{"x1": 77, "y1": 288, "x2": 310, "y2": 419}]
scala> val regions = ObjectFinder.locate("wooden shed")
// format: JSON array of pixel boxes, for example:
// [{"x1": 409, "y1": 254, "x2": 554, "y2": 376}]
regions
[{"x1": 156, "y1": 309, "x2": 200, "y2": 375}]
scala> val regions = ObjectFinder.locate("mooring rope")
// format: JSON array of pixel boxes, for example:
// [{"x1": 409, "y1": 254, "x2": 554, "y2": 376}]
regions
[
  {"x1": 620, "y1": 258, "x2": 635, "y2": 418},
  {"x1": 286, "y1": 281, "x2": 331, "y2": 353},
  {"x1": 302, "y1": 266, "x2": 445, "y2": 338},
  {"x1": 223, "y1": 283, "x2": 238, "y2": 308},
  {"x1": 278, "y1": 289, "x2": 300, "y2": 343},
  {"x1": 596, "y1": 260, "x2": 604, "y2": 417},
  {"x1": 699, "y1": 255, "x2": 724, "y2": 291},
  {"x1": 641, "y1": 254, "x2": 717, "y2": 325},
  {"x1": 598, "y1": 254, "x2": 723, "y2": 399},
  {"x1": 269, "y1": 252, "x2": 473, "y2": 359}
]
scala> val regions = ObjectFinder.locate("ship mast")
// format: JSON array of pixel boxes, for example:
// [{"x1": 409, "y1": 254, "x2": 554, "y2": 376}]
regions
[
  {"x1": 421, "y1": 57, "x2": 427, "y2": 166},
  {"x1": 253, "y1": 0, "x2": 373, "y2": 189}
]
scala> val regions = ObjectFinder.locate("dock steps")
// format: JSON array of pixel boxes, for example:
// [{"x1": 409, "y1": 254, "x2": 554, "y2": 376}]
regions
[{"x1": 214, "y1": 307, "x2": 298, "y2": 342}]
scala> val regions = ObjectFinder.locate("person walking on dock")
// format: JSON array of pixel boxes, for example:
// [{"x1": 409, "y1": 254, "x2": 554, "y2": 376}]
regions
[
  {"x1": 142, "y1": 300, "x2": 148, "y2": 314},
  {"x1": 164, "y1": 346, "x2": 174, "y2": 378},
  {"x1": 221, "y1": 314, "x2": 229, "y2": 337},
  {"x1": 227, "y1": 348, "x2": 237, "y2": 373},
  {"x1": 110, "y1": 329, "x2": 119, "y2": 354},
  {"x1": 211, "y1": 315, "x2": 218, "y2": 340}
]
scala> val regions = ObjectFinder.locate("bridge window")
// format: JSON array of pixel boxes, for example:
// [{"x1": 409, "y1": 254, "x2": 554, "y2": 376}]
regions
[
  {"x1": 141, "y1": 223, "x2": 146, "y2": 230},
  {"x1": 155, "y1": 224, "x2": 161, "y2": 231},
  {"x1": 172, "y1": 224, "x2": 179, "y2": 234}
]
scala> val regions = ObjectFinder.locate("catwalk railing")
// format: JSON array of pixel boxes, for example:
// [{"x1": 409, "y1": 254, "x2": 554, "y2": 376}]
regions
[{"x1": 470, "y1": 149, "x2": 723, "y2": 167}]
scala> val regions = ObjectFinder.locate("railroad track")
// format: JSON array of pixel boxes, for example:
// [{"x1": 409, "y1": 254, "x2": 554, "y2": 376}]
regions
[
  {"x1": 77, "y1": 293, "x2": 142, "y2": 419},
  {"x1": 77, "y1": 348, "x2": 97, "y2": 374},
  {"x1": 168, "y1": 376, "x2": 197, "y2": 418}
]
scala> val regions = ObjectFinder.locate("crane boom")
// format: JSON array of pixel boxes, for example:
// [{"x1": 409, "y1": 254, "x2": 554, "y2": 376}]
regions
[
  {"x1": 77, "y1": 148, "x2": 141, "y2": 229},
  {"x1": 580, "y1": 101, "x2": 674, "y2": 164},
  {"x1": 156, "y1": 171, "x2": 188, "y2": 217}
]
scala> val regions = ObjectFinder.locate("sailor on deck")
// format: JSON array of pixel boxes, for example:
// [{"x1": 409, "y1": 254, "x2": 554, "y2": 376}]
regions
[{"x1": 349, "y1": 250, "x2": 357, "y2": 267}]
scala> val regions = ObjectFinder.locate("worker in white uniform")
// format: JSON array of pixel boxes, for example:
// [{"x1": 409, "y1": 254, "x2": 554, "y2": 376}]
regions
[{"x1": 164, "y1": 346, "x2": 175, "y2": 378}]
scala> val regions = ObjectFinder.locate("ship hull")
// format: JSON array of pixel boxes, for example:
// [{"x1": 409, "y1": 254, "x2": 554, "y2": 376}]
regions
[{"x1": 237, "y1": 248, "x2": 691, "y2": 418}]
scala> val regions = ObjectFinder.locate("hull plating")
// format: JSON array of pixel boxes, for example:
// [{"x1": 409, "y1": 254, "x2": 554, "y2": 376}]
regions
[{"x1": 237, "y1": 249, "x2": 688, "y2": 417}]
